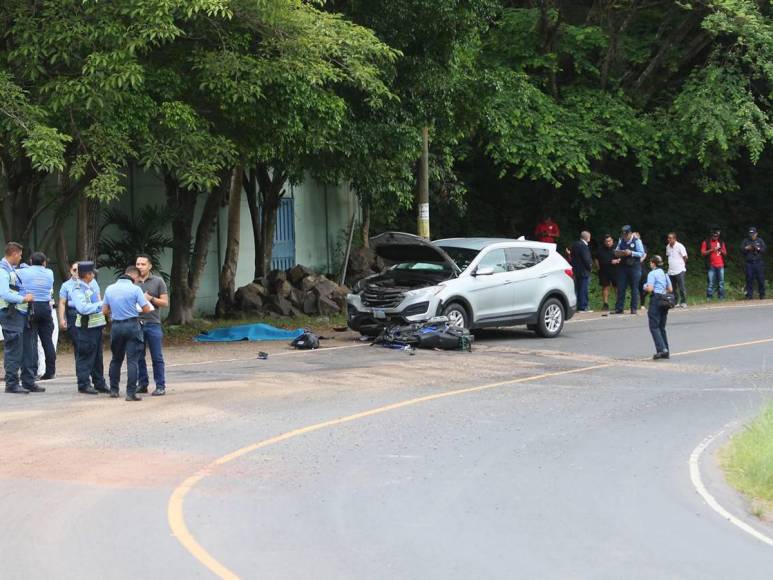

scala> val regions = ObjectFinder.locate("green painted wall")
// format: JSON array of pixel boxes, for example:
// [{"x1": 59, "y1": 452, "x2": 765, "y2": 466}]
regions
[{"x1": 32, "y1": 167, "x2": 359, "y2": 317}]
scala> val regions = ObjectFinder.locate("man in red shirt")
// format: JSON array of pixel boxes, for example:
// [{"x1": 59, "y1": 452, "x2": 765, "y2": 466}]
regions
[
  {"x1": 700, "y1": 227, "x2": 727, "y2": 300},
  {"x1": 535, "y1": 216, "x2": 560, "y2": 244}
]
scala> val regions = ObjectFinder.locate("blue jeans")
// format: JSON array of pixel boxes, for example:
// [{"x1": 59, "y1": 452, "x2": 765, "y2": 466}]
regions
[
  {"x1": 616, "y1": 265, "x2": 641, "y2": 312},
  {"x1": 574, "y1": 275, "x2": 590, "y2": 310},
  {"x1": 648, "y1": 298, "x2": 670, "y2": 353},
  {"x1": 0, "y1": 308, "x2": 34, "y2": 389},
  {"x1": 138, "y1": 323, "x2": 165, "y2": 388},
  {"x1": 745, "y1": 261, "x2": 766, "y2": 299},
  {"x1": 109, "y1": 319, "x2": 144, "y2": 396},
  {"x1": 76, "y1": 326, "x2": 106, "y2": 390},
  {"x1": 707, "y1": 267, "x2": 725, "y2": 299}
]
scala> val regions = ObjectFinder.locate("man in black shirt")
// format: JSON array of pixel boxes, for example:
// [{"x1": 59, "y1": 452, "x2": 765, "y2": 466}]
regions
[{"x1": 594, "y1": 234, "x2": 619, "y2": 311}]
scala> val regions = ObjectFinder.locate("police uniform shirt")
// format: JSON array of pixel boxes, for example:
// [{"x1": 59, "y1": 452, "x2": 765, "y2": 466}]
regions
[
  {"x1": 0, "y1": 258, "x2": 25, "y2": 307},
  {"x1": 646, "y1": 268, "x2": 669, "y2": 294},
  {"x1": 61, "y1": 279, "x2": 100, "y2": 308},
  {"x1": 20, "y1": 265, "x2": 54, "y2": 302},
  {"x1": 103, "y1": 279, "x2": 149, "y2": 321},
  {"x1": 71, "y1": 280, "x2": 105, "y2": 328}
]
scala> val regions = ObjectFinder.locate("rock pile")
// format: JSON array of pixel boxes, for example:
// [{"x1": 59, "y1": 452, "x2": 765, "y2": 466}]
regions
[
  {"x1": 234, "y1": 265, "x2": 350, "y2": 318},
  {"x1": 344, "y1": 247, "x2": 385, "y2": 288}
]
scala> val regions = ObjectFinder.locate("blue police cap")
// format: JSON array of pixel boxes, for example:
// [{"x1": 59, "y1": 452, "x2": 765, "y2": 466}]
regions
[{"x1": 77, "y1": 261, "x2": 96, "y2": 276}]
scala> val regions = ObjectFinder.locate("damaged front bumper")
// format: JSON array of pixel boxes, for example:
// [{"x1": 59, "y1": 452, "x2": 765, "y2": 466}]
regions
[{"x1": 346, "y1": 293, "x2": 440, "y2": 336}]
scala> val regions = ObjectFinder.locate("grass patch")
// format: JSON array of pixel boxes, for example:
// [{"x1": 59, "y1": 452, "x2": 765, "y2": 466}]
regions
[
  {"x1": 722, "y1": 405, "x2": 773, "y2": 513},
  {"x1": 587, "y1": 262, "x2": 764, "y2": 310}
]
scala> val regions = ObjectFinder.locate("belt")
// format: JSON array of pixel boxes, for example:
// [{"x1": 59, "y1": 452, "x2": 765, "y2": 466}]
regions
[{"x1": 113, "y1": 318, "x2": 139, "y2": 324}]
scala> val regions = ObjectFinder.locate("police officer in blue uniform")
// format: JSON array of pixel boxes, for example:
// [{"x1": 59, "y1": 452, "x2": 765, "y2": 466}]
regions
[
  {"x1": 21, "y1": 251, "x2": 56, "y2": 380},
  {"x1": 0, "y1": 242, "x2": 38, "y2": 393},
  {"x1": 71, "y1": 262, "x2": 108, "y2": 395},
  {"x1": 742, "y1": 227, "x2": 767, "y2": 300},
  {"x1": 103, "y1": 266, "x2": 150, "y2": 401},
  {"x1": 614, "y1": 225, "x2": 646, "y2": 314}
]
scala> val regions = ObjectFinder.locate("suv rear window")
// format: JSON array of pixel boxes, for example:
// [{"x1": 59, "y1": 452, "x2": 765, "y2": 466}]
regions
[{"x1": 506, "y1": 247, "x2": 549, "y2": 270}]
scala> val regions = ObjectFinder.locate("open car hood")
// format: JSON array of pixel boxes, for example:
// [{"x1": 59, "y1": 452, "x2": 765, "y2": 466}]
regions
[{"x1": 370, "y1": 232, "x2": 460, "y2": 274}]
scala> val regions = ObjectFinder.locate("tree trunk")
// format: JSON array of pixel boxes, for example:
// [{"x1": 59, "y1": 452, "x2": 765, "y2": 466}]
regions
[
  {"x1": 244, "y1": 167, "x2": 262, "y2": 281},
  {"x1": 76, "y1": 196, "x2": 100, "y2": 261},
  {"x1": 216, "y1": 165, "x2": 244, "y2": 317},
  {"x1": 0, "y1": 152, "x2": 43, "y2": 247},
  {"x1": 166, "y1": 171, "x2": 229, "y2": 325},
  {"x1": 256, "y1": 163, "x2": 287, "y2": 277},
  {"x1": 360, "y1": 202, "x2": 370, "y2": 249}
]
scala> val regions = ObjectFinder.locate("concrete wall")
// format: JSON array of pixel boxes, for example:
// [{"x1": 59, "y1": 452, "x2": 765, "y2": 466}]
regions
[{"x1": 29, "y1": 167, "x2": 359, "y2": 317}]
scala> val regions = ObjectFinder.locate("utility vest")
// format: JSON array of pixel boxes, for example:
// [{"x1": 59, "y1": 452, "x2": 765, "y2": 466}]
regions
[
  {"x1": 0, "y1": 264, "x2": 28, "y2": 313},
  {"x1": 619, "y1": 238, "x2": 640, "y2": 267},
  {"x1": 75, "y1": 284, "x2": 106, "y2": 328}
]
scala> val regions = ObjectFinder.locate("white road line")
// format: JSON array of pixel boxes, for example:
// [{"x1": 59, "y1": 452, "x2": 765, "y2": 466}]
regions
[{"x1": 688, "y1": 427, "x2": 773, "y2": 548}]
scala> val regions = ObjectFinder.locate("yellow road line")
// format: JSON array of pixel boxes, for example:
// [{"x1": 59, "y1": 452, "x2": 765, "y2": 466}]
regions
[
  {"x1": 167, "y1": 362, "x2": 611, "y2": 579},
  {"x1": 167, "y1": 334, "x2": 773, "y2": 579},
  {"x1": 671, "y1": 337, "x2": 773, "y2": 358}
]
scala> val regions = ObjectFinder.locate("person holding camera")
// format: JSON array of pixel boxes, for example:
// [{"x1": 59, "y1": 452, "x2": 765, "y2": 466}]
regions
[
  {"x1": 613, "y1": 225, "x2": 645, "y2": 314},
  {"x1": 742, "y1": 227, "x2": 766, "y2": 300},
  {"x1": 700, "y1": 227, "x2": 727, "y2": 300},
  {"x1": 644, "y1": 255, "x2": 673, "y2": 360}
]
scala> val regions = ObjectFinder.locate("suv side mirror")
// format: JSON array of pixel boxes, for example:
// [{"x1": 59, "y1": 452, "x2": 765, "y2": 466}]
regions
[{"x1": 474, "y1": 266, "x2": 495, "y2": 276}]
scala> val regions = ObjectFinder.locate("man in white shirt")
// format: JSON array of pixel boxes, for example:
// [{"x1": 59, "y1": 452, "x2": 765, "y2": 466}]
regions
[{"x1": 665, "y1": 232, "x2": 688, "y2": 308}]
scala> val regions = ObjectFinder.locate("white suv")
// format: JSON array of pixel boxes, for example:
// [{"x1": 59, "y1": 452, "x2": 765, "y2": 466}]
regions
[{"x1": 347, "y1": 232, "x2": 577, "y2": 338}]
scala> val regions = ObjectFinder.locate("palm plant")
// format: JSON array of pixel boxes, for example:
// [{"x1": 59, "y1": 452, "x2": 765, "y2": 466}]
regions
[{"x1": 98, "y1": 205, "x2": 174, "y2": 282}]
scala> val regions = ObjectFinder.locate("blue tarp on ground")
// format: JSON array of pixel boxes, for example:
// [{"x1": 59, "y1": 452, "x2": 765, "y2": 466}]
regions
[{"x1": 194, "y1": 323, "x2": 304, "y2": 342}]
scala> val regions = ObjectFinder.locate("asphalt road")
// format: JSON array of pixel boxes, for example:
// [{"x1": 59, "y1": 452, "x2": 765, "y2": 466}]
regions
[{"x1": 1, "y1": 302, "x2": 773, "y2": 579}]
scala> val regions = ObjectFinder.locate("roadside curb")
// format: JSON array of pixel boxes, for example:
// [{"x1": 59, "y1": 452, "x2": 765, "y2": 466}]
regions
[{"x1": 689, "y1": 423, "x2": 773, "y2": 548}]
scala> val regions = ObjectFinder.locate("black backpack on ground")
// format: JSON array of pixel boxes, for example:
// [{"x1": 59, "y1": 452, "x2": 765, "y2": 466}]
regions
[{"x1": 290, "y1": 332, "x2": 320, "y2": 350}]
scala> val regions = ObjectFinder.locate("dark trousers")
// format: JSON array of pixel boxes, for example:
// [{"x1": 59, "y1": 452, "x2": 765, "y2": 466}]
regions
[
  {"x1": 0, "y1": 308, "x2": 34, "y2": 389},
  {"x1": 23, "y1": 301, "x2": 56, "y2": 377},
  {"x1": 76, "y1": 325, "x2": 106, "y2": 390},
  {"x1": 574, "y1": 275, "x2": 590, "y2": 310},
  {"x1": 109, "y1": 319, "x2": 144, "y2": 396},
  {"x1": 669, "y1": 272, "x2": 688, "y2": 305},
  {"x1": 65, "y1": 308, "x2": 79, "y2": 362},
  {"x1": 616, "y1": 265, "x2": 641, "y2": 312},
  {"x1": 138, "y1": 323, "x2": 166, "y2": 388},
  {"x1": 648, "y1": 298, "x2": 670, "y2": 354},
  {"x1": 745, "y1": 261, "x2": 766, "y2": 299}
]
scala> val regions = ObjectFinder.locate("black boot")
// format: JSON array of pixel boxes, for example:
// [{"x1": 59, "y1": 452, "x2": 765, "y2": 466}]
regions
[
  {"x1": 5, "y1": 385, "x2": 29, "y2": 394},
  {"x1": 78, "y1": 386, "x2": 99, "y2": 395},
  {"x1": 125, "y1": 393, "x2": 142, "y2": 402}
]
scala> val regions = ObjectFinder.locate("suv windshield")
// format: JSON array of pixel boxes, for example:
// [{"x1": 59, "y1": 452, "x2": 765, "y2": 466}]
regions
[
  {"x1": 392, "y1": 262, "x2": 448, "y2": 272},
  {"x1": 438, "y1": 246, "x2": 479, "y2": 271}
]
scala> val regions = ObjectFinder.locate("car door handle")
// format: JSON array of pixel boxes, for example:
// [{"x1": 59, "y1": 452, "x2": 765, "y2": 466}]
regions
[{"x1": 539, "y1": 274, "x2": 550, "y2": 278}]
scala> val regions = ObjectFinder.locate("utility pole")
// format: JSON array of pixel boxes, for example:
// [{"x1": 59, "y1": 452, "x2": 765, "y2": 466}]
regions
[{"x1": 417, "y1": 126, "x2": 430, "y2": 239}]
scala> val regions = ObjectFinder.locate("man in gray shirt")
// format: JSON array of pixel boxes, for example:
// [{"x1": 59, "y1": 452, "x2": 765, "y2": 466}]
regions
[{"x1": 135, "y1": 254, "x2": 169, "y2": 396}]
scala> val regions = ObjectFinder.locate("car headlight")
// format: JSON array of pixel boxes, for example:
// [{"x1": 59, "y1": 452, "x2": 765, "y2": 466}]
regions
[{"x1": 404, "y1": 286, "x2": 443, "y2": 299}]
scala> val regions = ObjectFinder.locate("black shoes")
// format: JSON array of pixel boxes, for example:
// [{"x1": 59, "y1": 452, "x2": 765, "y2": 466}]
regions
[
  {"x1": 109, "y1": 390, "x2": 120, "y2": 398},
  {"x1": 136, "y1": 386, "x2": 149, "y2": 394},
  {"x1": 25, "y1": 384, "x2": 46, "y2": 393},
  {"x1": 125, "y1": 393, "x2": 142, "y2": 402},
  {"x1": 151, "y1": 388, "x2": 165, "y2": 397},
  {"x1": 78, "y1": 386, "x2": 99, "y2": 395},
  {"x1": 95, "y1": 385, "x2": 110, "y2": 394},
  {"x1": 653, "y1": 351, "x2": 670, "y2": 360},
  {"x1": 5, "y1": 385, "x2": 29, "y2": 394},
  {"x1": 40, "y1": 373, "x2": 55, "y2": 381}
]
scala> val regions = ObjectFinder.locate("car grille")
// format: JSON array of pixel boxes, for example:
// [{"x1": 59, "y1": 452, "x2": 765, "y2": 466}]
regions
[{"x1": 361, "y1": 285, "x2": 404, "y2": 308}]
